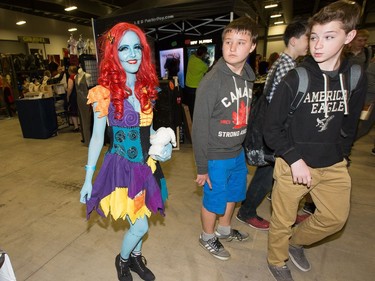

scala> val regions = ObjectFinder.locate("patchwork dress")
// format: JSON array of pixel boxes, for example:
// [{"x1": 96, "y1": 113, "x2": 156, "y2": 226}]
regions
[{"x1": 85, "y1": 85, "x2": 168, "y2": 223}]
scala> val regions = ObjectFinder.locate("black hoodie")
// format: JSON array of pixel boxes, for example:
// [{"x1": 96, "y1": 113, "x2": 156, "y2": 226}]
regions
[{"x1": 264, "y1": 56, "x2": 367, "y2": 168}]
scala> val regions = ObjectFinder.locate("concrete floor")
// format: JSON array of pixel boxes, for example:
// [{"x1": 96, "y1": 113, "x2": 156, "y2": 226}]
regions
[{"x1": 0, "y1": 116, "x2": 374, "y2": 281}]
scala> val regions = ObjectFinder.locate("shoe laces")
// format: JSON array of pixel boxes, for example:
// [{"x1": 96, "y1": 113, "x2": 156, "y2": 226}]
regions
[
  {"x1": 227, "y1": 229, "x2": 245, "y2": 241},
  {"x1": 132, "y1": 255, "x2": 148, "y2": 272},
  {"x1": 208, "y1": 237, "x2": 224, "y2": 251}
]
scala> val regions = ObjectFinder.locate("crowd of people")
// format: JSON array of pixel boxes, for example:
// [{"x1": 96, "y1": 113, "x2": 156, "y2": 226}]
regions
[
  {"x1": 191, "y1": 2, "x2": 368, "y2": 281},
  {"x1": 77, "y1": 1, "x2": 373, "y2": 280},
  {"x1": 1, "y1": 1, "x2": 373, "y2": 280}
]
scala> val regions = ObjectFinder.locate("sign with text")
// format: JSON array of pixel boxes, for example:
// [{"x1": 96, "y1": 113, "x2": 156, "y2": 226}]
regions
[
  {"x1": 189, "y1": 39, "x2": 213, "y2": 45},
  {"x1": 18, "y1": 36, "x2": 50, "y2": 44}
]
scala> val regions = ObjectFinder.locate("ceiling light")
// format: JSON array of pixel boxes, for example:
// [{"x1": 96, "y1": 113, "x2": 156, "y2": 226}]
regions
[
  {"x1": 16, "y1": 20, "x2": 26, "y2": 25},
  {"x1": 274, "y1": 21, "x2": 284, "y2": 25},
  {"x1": 270, "y1": 14, "x2": 282, "y2": 18},
  {"x1": 68, "y1": 28, "x2": 77, "y2": 32},
  {"x1": 65, "y1": 6, "x2": 77, "y2": 11},
  {"x1": 265, "y1": 4, "x2": 278, "y2": 9}
]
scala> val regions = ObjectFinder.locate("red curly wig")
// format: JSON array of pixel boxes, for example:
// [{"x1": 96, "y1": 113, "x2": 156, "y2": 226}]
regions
[{"x1": 97, "y1": 22, "x2": 159, "y2": 119}]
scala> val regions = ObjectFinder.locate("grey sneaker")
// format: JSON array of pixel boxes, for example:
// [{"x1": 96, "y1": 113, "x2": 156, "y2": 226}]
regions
[
  {"x1": 288, "y1": 245, "x2": 311, "y2": 272},
  {"x1": 268, "y1": 264, "x2": 294, "y2": 281},
  {"x1": 214, "y1": 229, "x2": 249, "y2": 242},
  {"x1": 199, "y1": 236, "x2": 230, "y2": 260}
]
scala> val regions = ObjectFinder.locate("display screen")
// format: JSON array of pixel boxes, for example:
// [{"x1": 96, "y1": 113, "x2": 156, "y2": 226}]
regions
[
  {"x1": 186, "y1": 44, "x2": 215, "y2": 67},
  {"x1": 159, "y1": 48, "x2": 184, "y2": 88}
]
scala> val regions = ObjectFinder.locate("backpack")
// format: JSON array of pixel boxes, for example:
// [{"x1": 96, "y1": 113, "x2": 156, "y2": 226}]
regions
[{"x1": 244, "y1": 64, "x2": 361, "y2": 166}]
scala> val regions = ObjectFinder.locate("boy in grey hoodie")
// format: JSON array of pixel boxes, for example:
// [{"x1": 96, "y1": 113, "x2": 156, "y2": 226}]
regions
[{"x1": 192, "y1": 16, "x2": 257, "y2": 260}]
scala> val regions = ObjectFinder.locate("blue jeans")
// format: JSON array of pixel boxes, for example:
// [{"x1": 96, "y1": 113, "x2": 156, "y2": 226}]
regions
[{"x1": 238, "y1": 164, "x2": 274, "y2": 219}]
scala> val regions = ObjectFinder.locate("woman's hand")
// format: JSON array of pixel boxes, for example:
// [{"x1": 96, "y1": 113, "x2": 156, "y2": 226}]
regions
[
  {"x1": 152, "y1": 143, "x2": 173, "y2": 162},
  {"x1": 80, "y1": 181, "x2": 93, "y2": 204}
]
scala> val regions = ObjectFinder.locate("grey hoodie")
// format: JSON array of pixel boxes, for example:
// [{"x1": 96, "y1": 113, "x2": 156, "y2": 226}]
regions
[{"x1": 192, "y1": 57, "x2": 255, "y2": 174}]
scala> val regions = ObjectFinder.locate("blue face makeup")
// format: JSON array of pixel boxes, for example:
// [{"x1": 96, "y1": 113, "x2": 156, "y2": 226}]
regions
[{"x1": 118, "y1": 31, "x2": 142, "y2": 74}]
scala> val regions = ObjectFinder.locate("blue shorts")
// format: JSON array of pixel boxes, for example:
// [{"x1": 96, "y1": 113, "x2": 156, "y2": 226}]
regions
[{"x1": 203, "y1": 150, "x2": 248, "y2": 215}]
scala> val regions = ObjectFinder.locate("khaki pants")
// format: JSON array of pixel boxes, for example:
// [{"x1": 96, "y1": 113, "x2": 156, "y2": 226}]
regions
[{"x1": 267, "y1": 158, "x2": 351, "y2": 266}]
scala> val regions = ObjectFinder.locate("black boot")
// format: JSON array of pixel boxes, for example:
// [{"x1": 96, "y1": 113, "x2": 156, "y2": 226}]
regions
[
  {"x1": 115, "y1": 254, "x2": 133, "y2": 281},
  {"x1": 129, "y1": 254, "x2": 155, "y2": 281}
]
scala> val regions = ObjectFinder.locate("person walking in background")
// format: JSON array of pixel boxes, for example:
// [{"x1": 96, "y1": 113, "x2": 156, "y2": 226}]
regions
[
  {"x1": 254, "y1": 53, "x2": 262, "y2": 75},
  {"x1": 75, "y1": 67, "x2": 92, "y2": 145},
  {"x1": 346, "y1": 29, "x2": 372, "y2": 69},
  {"x1": 184, "y1": 45, "x2": 209, "y2": 118},
  {"x1": 79, "y1": 22, "x2": 174, "y2": 281},
  {"x1": 267, "y1": 52, "x2": 280, "y2": 71},
  {"x1": 1, "y1": 77, "x2": 16, "y2": 118},
  {"x1": 364, "y1": 61, "x2": 375, "y2": 154},
  {"x1": 346, "y1": 29, "x2": 375, "y2": 142},
  {"x1": 53, "y1": 66, "x2": 68, "y2": 93},
  {"x1": 192, "y1": 16, "x2": 257, "y2": 261},
  {"x1": 258, "y1": 56, "x2": 269, "y2": 76},
  {"x1": 67, "y1": 65, "x2": 80, "y2": 132},
  {"x1": 264, "y1": 1, "x2": 366, "y2": 280},
  {"x1": 236, "y1": 20, "x2": 309, "y2": 231}
]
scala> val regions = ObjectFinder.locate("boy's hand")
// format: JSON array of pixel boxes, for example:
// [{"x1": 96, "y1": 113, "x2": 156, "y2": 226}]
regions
[
  {"x1": 290, "y1": 159, "x2": 312, "y2": 188},
  {"x1": 195, "y1": 174, "x2": 212, "y2": 189}
]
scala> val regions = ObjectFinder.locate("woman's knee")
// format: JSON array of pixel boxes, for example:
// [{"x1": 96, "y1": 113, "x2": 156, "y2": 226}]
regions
[{"x1": 129, "y1": 217, "x2": 149, "y2": 237}]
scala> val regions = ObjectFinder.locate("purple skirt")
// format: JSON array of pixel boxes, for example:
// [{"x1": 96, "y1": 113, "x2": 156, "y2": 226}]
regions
[{"x1": 86, "y1": 152, "x2": 165, "y2": 219}]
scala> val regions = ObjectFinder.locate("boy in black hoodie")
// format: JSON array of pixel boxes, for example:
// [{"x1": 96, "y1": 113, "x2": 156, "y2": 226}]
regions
[{"x1": 264, "y1": 1, "x2": 366, "y2": 280}]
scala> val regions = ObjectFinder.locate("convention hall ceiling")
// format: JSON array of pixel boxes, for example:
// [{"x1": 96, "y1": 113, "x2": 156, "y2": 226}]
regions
[{"x1": 0, "y1": 0, "x2": 374, "y2": 28}]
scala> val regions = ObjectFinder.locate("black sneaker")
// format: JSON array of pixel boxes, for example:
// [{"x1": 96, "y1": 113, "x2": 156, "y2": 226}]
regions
[
  {"x1": 302, "y1": 202, "x2": 316, "y2": 215},
  {"x1": 115, "y1": 254, "x2": 133, "y2": 281},
  {"x1": 268, "y1": 264, "x2": 294, "y2": 281},
  {"x1": 372, "y1": 148, "x2": 375, "y2": 156},
  {"x1": 288, "y1": 245, "x2": 311, "y2": 272},
  {"x1": 129, "y1": 254, "x2": 155, "y2": 281}
]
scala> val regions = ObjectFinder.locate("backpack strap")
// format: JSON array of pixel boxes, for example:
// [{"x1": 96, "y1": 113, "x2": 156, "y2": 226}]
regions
[
  {"x1": 288, "y1": 67, "x2": 308, "y2": 116},
  {"x1": 349, "y1": 64, "x2": 361, "y2": 93},
  {"x1": 341, "y1": 64, "x2": 361, "y2": 138}
]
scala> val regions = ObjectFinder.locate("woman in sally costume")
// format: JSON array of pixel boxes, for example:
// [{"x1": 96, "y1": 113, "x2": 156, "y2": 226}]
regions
[{"x1": 80, "y1": 22, "x2": 174, "y2": 281}]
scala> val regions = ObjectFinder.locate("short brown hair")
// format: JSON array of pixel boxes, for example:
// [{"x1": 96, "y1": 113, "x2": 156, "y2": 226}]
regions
[
  {"x1": 222, "y1": 16, "x2": 258, "y2": 44},
  {"x1": 356, "y1": 29, "x2": 370, "y2": 38},
  {"x1": 68, "y1": 65, "x2": 78, "y2": 75},
  {"x1": 309, "y1": 0, "x2": 361, "y2": 34}
]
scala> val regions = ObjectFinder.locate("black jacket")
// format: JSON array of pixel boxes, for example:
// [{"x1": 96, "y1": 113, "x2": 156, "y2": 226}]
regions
[{"x1": 264, "y1": 56, "x2": 367, "y2": 168}]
